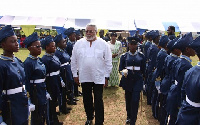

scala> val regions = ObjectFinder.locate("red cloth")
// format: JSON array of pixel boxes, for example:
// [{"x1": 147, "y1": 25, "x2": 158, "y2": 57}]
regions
[
  {"x1": 20, "y1": 37, "x2": 26, "y2": 48},
  {"x1": 20, "y1": 42, "x2": 25, "y2": 48}
]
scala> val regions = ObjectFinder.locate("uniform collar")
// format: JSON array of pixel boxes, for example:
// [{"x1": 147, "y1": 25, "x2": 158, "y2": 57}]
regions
[
  {"x1": 152, "y1": 42, "x2": 158, "y2": 46},
  {"x1": 28, "y1": 54, "x2": 38, "y2": 60},
  {"x1": 161, "y1": 48, "x2": 167, "y2": 53},
  {"x1": 57, "y1": 47, "x2": 65, "y2": 52},
  {"x1": 180, "y1": 55, "x2": 192, "y2": 63},
  {"x1": 128, "y1": 51, "x2": 137, "y2": 56},
  {"x1": 0, "y1": 55, "x2": 14, "y2": 61},
  {"x1": 45, "y1": 52, "x2": 54, "y2": 56},
  {"x1": 197, "y1": 62, "x2": 200, "y2": 66},
  {"x1": 146, "y1": 40, "x2": 150, "y2": 43},
  {"x1": 170, "y1": 53, "x2": 178, "y2": 58},
  {"x1": 68, "y1": 39, "x2": 75, "y2": 44}
]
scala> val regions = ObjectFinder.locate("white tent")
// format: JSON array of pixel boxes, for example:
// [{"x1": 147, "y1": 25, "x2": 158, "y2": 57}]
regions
[{"x1": 0, "y1": 0, "x2": 200, "y2": 31}]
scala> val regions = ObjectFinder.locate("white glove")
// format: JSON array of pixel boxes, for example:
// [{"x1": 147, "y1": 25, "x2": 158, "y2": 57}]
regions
[
  {"x1": 46, "y1": 92, "x2": 52, "y2": 100},
  {"x1": 0, "y1": 122, "x2": 7, "y2": 125},
  {"x1": 158, "y1": 90, "x2": 161, "y2": 94},
  {"x1": 143, "y1": 84, "x2": 146, "y2": 90},
  {"x1": 156, "y1": 86, "x2": 161, "y2": 94},
  {"x1": 121, "y1": 69, "x2": 128, "y2": 77},
  {"x1": 29, "y1": 103, "x2": 35, "y2": 112},
  {"x1": 61, "y1": 80, "x2": 65, "y2": 87}
]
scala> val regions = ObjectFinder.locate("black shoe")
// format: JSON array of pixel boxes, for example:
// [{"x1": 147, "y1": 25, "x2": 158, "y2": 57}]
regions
[
  {"x1": 56, "y1": 112, "x2": 60, "y2": 115},
  {"x1": 126, "y1": 118, "x2": 130, "y2": 124},
  {"x1": 67, "y1": 100, "x2": 77, "y2": 105},
  {"x1": 61, "y1": 109, "x2": 70, "y2": 114},
  {"x1": 58, "y1": 122, "x2": 63, "y2": 125},
  {"x1": 85, "y1": 120, "x2": 92, "y2": 125},
  {"x1": 78, "y1": 91, "x2": 82, "y2": 96},
  {"x1": 67, "y1": 107, "x2": 72, "y2": 110},
  {"x1": 73, "y1": 98, "x2": 79, "y2": 101},
  {"x1": 54, "y1": 122, "x2": 63, "y2": 125}
]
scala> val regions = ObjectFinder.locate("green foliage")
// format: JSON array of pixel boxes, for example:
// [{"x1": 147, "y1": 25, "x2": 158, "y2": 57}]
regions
[{"x1": 34, "y1": 29, "x2": 57, "y2": 37}]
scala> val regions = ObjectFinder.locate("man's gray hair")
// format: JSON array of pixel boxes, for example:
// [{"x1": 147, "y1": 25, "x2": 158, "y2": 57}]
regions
[{"x1": 86, "y1": 23, "x2": 97, "y2": 32}]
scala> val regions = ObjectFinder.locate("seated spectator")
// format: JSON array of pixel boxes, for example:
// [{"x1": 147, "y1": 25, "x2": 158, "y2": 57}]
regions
[{"x1": 20, "y1": 35, "x2": 26, "y2": 48}]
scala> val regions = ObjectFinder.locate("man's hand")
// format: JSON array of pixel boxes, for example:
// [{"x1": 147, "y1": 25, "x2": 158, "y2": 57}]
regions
[
  {"x1": 104, "y1": 79, "x2": 108, "y2": 88},
  {"x1": 74, "y1": 77, "x2": 80, "y2": 85}
]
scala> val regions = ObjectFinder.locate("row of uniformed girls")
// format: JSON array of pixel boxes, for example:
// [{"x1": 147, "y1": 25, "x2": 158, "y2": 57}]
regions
[
  {"x1": 142, "y1": 31, "x2": 200, "y2": 125},
  {"x1": 0, "y1": 25, "x2": 78, "y2": 125}
]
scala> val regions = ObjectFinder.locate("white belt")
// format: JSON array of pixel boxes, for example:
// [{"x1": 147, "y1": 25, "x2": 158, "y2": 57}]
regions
[
  {"x1": 175, "y1": 80, "x2": 178, "y2": 85},
  {"x1": 134, "y1": 66, "x2": 140, "y2": 70},
  {"x1": 3, "y1": 86, "x2": 24, "y2": 95},
  {"x1": 126, "y1": 66, "x2": 140, "y2": 71},
  {"x1": 186, "y1": 95, "x2": 200, "y2": 107},
  {"x1": 46, "y1": 70, "x2": 60, "y2": 76},
  {"x1": 30, "y1": 78, "x2": 45, "y2": 84},
  {"x1": 61, "y1": 62, "x2": 69, "y2": 67}
]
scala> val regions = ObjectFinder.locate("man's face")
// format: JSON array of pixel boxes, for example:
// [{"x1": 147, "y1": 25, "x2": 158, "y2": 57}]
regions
[
  {"x1": 167, "y1": 27, "x2": 172, "y2": 35},
  {"x1": 85, "y1": 26, "x2": 97, "y2": 41}
]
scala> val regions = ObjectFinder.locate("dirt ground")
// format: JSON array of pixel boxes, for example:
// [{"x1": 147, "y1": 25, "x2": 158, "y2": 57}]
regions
[{"x1": 59, "y1": 86, "x2": 159, "y2": 125}]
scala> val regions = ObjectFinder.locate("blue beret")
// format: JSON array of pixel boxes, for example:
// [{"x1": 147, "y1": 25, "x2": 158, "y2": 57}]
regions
[
  {"x1": 145, "y1": 31, "x2": 150, "y2": 38},
  {"x1": 167, "y1": 37, "x2": 179, "y2": 51},
  {"x1": 0, "y1": 25, "x2": 15, "y2": 42},
  {"x1": 132, "y1": 36, "x2": 141, "y2": 42},
  {"x1": 41, "y1": 35, "x2": 54, "y2": 49},
  {"x1": 127, "y1": 37, "x2": 138, "y2": 44},
  {"x1": 159, "y1": 35, "x2": 169, "y2": 48},
  {"x1": 127, "y1": 37, "x2": 134, "y2": 41},
  {"x1": 64, "y1": 27, "x2": 75, "y2": 36},
  {"x1": 149, "y1": 30, "x2": 160, "y2": 40},
  {"x1": 75, "y1": 29, "x2": 80, "y2": 35},
  {"x1": 24, "y1": 32, "x2": 39, "y2": 48},
  {"x1": 173, "y1": 32, "x2": 193, "y2": 50},
  {"x1": 189, "y1": 36, "x2": 200, "y2": 54},
  {"x1": 53, "y1": 34, "x2": 63, "y2": 44}
]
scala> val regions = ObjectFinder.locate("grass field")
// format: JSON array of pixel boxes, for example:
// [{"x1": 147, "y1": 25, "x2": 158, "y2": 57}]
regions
[{"x1": 0, "y1": 48, "x2": 198, "y2": 125}]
